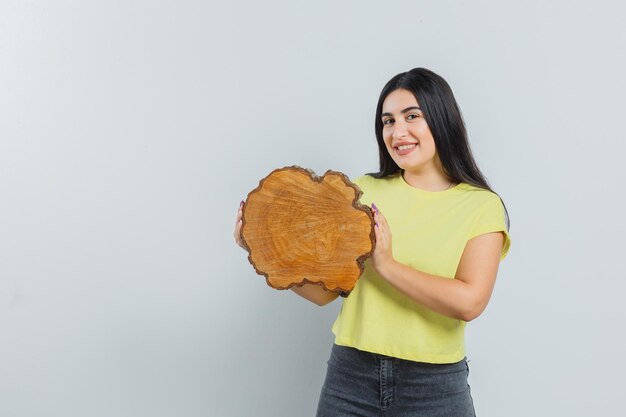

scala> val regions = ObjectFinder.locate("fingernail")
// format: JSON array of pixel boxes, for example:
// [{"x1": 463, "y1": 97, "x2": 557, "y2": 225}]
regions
[
  {"x1": 240, "y1": 200, "x2": 244, "y2": 207},
  {"x1": 372, "y1": 203, "x2": 378, "y2": 213},
  {"x1": 375, "y1": 222, "x2": 379, "y2": 228}
]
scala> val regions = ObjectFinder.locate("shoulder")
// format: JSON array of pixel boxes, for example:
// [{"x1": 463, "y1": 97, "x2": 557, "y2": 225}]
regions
[
  {"x1": 457, "y1": 183, "x2": 503, "y2": 206},
  {"x1": 351, "y1": 174, "x2": 374, "y2": 188},
  {"x1": 459, "y1": 185, "x2": 510, "y2": 259},
  {"x1": 452, "y1": 184, "x2": 508, "y2": 227},
  {"x1": 459, "y1": 184, "x2": 508, "y2": 231},
  {"x1": 351, "y1": 173, "x2": 397, "y2": 191}
]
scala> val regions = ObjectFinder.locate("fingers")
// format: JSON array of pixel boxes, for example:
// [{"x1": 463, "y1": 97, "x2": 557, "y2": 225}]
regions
[
  {"x1": 377, "y1": 209, "x2": 390, "y2": 234},
  {"x1": 373, "y1": 215, "x2": 382, "y2": 244},
  {"x1": 369, "y1": 203, "x2": 395, "y2": 272},
  {"x1": 371, "y1": 203, "x2": 379, "y2": 228},
  {"x1": 233, "y1": 200, "x2": 246, "y2": 249},
  {"x1": 235, "y1": 200, "x2": 243, "y2": 223},
  {"x1": 371, "y1": 202, "x2": 392, "y2": 248},
  {"x1": 371, "y1": 203, "x2": 389, "y2": 233}
]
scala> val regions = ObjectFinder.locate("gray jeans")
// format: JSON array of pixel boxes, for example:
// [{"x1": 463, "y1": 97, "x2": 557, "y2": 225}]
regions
[{"x1": 316, "y1": 344, "x2": 476, "y2": 417}]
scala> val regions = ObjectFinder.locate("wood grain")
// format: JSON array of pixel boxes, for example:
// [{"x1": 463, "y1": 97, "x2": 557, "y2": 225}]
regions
[{"x1": 240, "y1": 166, "x2": 375, "y2": 294}]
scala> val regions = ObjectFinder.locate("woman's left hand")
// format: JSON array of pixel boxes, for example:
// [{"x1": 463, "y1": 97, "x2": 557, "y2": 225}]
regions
[{"x1": 370, "y1": 203, "x2": 395, "y2": 273}]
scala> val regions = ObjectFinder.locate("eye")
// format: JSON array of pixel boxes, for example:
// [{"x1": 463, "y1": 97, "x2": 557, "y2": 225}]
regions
[
  {"x1": 407, "y1": 113, "x2": 420, "y2": 121},
  {"x1": 382, "y1": 118, "x2": 394, "y2": 125}
]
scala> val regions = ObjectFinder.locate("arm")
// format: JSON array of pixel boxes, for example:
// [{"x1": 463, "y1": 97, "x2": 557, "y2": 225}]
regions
[
  {"x1": 372, "y1": 206, "x2": 504, "y2": 322},
  {"x1": 234, "y1": 201, "x2": 339, "y2": 307}
]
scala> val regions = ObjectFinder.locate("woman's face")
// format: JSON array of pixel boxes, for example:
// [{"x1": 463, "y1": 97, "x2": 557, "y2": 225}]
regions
[{"x1": 381, "y1": 88, "x2": 440, "y2": 175}]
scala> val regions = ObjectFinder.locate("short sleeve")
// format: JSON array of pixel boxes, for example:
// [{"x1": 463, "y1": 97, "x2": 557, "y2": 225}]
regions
[{"x1": 468, "y1": 195, "x2": 511, "y2": 261}]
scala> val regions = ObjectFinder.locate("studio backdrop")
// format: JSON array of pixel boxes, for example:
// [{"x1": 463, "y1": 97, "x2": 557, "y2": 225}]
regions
[{"x1": 1, "y1": 1, "x2": 624, "y2": 416}]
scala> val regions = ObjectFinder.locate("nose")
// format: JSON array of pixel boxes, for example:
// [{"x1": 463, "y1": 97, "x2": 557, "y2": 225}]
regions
[{"x1": 392, "y1": 119, "x2": 409, "y2": 140}]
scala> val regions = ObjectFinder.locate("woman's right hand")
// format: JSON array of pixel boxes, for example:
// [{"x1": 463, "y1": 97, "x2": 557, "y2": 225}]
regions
[{"x1": 233, "y1": 201, "x2": 246, "y2": 250}]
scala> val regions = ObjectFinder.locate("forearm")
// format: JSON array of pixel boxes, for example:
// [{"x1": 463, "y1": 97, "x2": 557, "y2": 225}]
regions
[
  {"x1": 290, "y1": 282, "x2": 339, "y2": 306},
  {"x1": 377, "y1": 260, "x2": 483, "y2": 321}
]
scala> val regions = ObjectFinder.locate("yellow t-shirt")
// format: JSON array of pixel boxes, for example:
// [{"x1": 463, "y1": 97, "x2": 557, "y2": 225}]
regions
[{"x1": 331, "y1": 173, "x2": 511, "y2": 363}]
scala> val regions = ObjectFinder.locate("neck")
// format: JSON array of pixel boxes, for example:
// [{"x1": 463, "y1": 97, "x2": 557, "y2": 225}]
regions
[{"x1": 401, "y1": 170, "x2": 455, "y2": 192}]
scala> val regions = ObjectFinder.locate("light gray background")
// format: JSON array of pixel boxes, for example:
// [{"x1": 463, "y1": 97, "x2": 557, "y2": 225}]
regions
[{"x1": 1, "y1": 0, "x2": 624, "y2": 416}]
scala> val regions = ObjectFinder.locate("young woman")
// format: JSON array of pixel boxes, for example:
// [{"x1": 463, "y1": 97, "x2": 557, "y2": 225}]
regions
[{"x1": 234, "y1": 67, "x2": 510, "y2": 417}]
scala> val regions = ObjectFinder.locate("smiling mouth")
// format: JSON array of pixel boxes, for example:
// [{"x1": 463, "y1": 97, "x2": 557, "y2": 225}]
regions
[{"x1": 394, "y1": 143, "x2": 418, "y2": 151}]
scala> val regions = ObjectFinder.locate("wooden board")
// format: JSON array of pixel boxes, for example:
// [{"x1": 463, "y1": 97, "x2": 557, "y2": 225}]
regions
[{"x1": 240, "y1": 166, "x2": 375, "y2": 295}]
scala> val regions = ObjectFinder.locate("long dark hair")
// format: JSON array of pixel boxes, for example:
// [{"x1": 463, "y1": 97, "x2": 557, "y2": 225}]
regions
[{"x1": 370, "y1": 67, "x2": 509, "y2": 230}]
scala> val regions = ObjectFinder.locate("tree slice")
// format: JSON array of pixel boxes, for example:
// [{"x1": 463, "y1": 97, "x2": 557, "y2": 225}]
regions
[{"x1": 240, "y1": 166, "x2": 375, "y2": 295}]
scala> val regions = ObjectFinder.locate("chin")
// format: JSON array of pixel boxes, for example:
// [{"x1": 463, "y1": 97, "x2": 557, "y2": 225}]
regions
[{"x1": 396, "y1": 160, "x2": 425, "y2": 171}]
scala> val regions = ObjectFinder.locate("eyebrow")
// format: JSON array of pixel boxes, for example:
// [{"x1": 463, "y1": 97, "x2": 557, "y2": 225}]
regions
[{"x1": 381, "y1": 106, "x2": 422, "y2": 118}]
